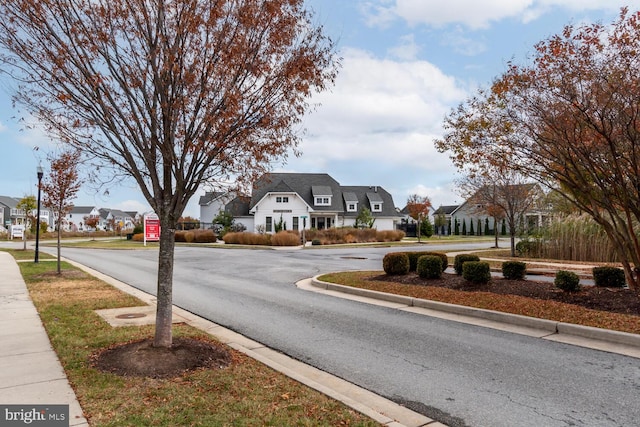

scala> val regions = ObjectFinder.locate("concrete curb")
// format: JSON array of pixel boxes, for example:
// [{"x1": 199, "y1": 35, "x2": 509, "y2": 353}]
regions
[{"x1": 311, "y1": 276, "x2": 640, "y2": 350}]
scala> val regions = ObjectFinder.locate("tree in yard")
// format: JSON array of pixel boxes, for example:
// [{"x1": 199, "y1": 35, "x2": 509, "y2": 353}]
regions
[
  {"x1": 84, "y1": 216, "x2": 100, "y2": 231},
  {"x1": 16, "y1": 195, "x2": 37, "y2": 234},
  {"x1": 405, "y1": 194, "x2": 432, "y2": 242},
  {"x1": 0, "y1": 0, "x2": 338, "y2": 347},
  {"x1": 433, "y1": 209, "x2": 447, "y2": 237},
  {"x1": 41, "y1": 150, "x2": 82, "y2": 274},
  {"x1": 455, "y1": 168, "x2": 539, "y2": 255},
  {"x1": 355, "y1": 207, "x2": 376, "y2": 229},
  {"x1": 435, "y1": 8, "x2": 640, "y2": 289},
  {"x1": 16, "y1": 195, "x2": 37, "y2": 250}
]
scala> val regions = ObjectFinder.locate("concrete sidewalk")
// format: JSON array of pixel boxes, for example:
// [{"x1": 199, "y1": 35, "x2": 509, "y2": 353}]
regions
[{"x1": 0, "y1": 251, "x2": 88, "y2": 426}]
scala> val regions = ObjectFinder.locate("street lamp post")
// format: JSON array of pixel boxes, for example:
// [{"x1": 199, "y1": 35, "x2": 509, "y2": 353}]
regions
[{"x1": 34, "y1": 165, "x2": 43, "y2": 263}]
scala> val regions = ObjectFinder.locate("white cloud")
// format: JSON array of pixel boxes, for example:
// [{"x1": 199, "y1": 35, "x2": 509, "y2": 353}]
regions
[
  {"x1": 388, "y1": 34, "x2": 421, "y2": 60},
  {"x1": 287, "y1": 47, "x2": 468, "y2": 206},
  {"x1": 364, "y1": 0, "x2": 640, "y2": 29}
]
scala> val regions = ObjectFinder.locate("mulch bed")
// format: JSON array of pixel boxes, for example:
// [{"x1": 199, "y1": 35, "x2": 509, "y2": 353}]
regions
[
  {"x1": 370, "y1": 272, "x2": 640, "y2": 316},
  {"x1": 91, "y1": 337, "x2": 232, "y2": 378}
]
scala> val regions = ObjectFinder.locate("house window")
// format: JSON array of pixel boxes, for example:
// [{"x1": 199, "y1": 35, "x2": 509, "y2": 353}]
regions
[
  {"x1": 372, "y1": 203, "x2": 382, "y2": 212},
  {"x1": 276, "y1": 196, "x2": 289, "y2": 203},
  {"x1": 315, "y1": 197, "x2": 330, "y2": 206},
  {"x1": 292, "y1": 217, "x2": 299, "y2": 230},
  {"x1": 266, "y1": 216, "x2": 273, "y2": 232},
  {"x1": 347, "y1": 203, "x2": 357, "y2": 212}
]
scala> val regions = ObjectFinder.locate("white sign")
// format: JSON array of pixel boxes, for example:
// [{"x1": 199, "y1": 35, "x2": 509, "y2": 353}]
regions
[{"x1": 11, "y1": 225, "x2": 24, "y2": 239}]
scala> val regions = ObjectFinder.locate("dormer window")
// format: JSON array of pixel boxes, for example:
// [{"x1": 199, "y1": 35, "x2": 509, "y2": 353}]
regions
[
  {"x1": 343, "y1": 192, "x2": 358, "y2": 212},
  {"x1": 276, "y1": 196, "x2": 289, "y2": 203},
  {"x1": 367, "y1": 192, "x2": 383, "y2": 212},
  {"x1": 312, "y1": 185, "x2": 333, "y2": 206}
]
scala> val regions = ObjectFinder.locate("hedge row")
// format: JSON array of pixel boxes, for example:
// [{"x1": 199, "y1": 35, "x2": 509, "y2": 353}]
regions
[{"x1": 306, "y1": 227, "x2": 405, "y2": 245}]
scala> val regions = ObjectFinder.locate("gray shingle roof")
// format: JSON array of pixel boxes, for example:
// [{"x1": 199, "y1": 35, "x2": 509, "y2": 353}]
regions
[
  {"x1": 251, "y1": 173, "x2": 342, "y2": 212},
  {"x1": 198, "y1": 191, "x2": 225, "y2": 206},
  {"x1": 250, "y1": 173, "x2": 402, "y2": 218}
]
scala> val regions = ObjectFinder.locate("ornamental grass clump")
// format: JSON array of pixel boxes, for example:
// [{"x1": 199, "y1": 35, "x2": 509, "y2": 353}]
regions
[
  {"x1": 271, "y1": 231, "x2": 300, "y2": 246},
  {"x1": 554, "y1": 270, "x2": 581, "y2": 292},
  {"x1": 462, "y1": 261, "x2": 491, "y2": 284},
  {"x1": 502, "y1": 261, "x2": 526, "y2": 280},
  {"x1": 382, "y1": 252, "x2": 409, "y2": 275},
  {"x1": 592, "y1": 266, "x2": 626, "y2": 288},
  {"x1": 417, "y1": 255, "x2": 443, "y2": 279},
  {"x1": 454, "y1": 254, "x2": 480, "y2": 275}
]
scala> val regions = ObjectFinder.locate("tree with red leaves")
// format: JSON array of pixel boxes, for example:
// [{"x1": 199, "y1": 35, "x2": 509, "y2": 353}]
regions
[
  {"x1": 0, "y1": 0, "x2": 338, "y2": 347},
  {"x1": 41, "y1": 150, "x2": 82, "y2": 273}
]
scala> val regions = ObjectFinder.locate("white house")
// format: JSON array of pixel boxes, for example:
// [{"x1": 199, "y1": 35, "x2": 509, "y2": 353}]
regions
[
  {"x1": 199, "y1": 191, "x2": 238, "y2": 223},
  {"x1": 248, "y1": 173, "x2": 402, "y2": 233},
  {"x1": 64, "y1": 206, "x2": 101, "y2": 231}
]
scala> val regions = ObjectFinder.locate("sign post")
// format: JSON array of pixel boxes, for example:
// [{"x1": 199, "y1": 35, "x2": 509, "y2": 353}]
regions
[
  {"x1": 144, "y1": 213, "x2": 160, "y2": 246},
  {"x1": 300, "y1": 215, "x2": 307, "y2": 246}
]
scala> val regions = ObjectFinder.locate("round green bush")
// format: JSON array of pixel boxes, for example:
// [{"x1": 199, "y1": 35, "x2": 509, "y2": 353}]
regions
[
  {"x1": 407, "y1": 251, "x2": 447, "y2": 272},
  {"x1": 454, "y1": 254, "x2": 480, "y2": 275},
  {"x1": 592, "y1": 266, "x2": 626, "y2": 288},
  {"x1": 555, "y1": 270, "x2": 581, "y2": 292},
  {"x1": 502, "y1": 261, "x2": 526, "y2": 280},
  {"x1": 382, "y1": 252, "x2": 410, "y2": 275},
  {"x1": 417, "y1": 255, "x2": 443, "y2": 279},
  {"x1": 462, "y1": 261, "x2": 491, "y2": 284}
]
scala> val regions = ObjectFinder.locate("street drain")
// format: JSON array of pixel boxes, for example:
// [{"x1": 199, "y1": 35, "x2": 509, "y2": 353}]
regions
[{"x1": 115, "y1": 313, "x2": 147, "y2": 319}]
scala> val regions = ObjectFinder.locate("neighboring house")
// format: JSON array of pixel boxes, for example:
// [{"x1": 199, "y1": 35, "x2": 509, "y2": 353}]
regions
[
  {"x1": 99, "y1": 208, "x2": 134, "y2": 231},
  {"x1": 223, "y1": 195, "x2": 253, "y2": 231},
  {"x1": 431, "y1": 205, "x2": 459, "y2": 236},
  {"x1": 199, "y1": 191, "x2": 237, "y2": 223},
  {"x1": 248, "y1": 173, "x2": 402, "y2": 233},
  {"x1": 449, "y1": 184, "x2": 548, "y2": 236},
  {"x1": 0, "y1": 195, "x2": 52, "y2": 231},
  {"x1": 64, "y1": 206, "x2": 101, "y2": 231}
]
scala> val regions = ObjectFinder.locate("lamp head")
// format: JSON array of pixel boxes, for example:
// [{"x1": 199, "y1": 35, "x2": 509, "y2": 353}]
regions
[{"x1": 37, "y1": 165, "x2": 43, "y2": 180}]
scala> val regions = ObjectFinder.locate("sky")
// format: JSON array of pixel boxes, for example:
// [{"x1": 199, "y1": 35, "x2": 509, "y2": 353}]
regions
[{"x1": 1, "y1": 0, "x2": 639, "y2": 219}]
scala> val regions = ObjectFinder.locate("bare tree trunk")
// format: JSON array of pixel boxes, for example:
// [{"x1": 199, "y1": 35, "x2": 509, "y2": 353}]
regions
[
  {"x1": 57, "y1": 219, "x2": 61, "y2": 274},
  {"x1": 154, "y1": 223, "x2": 175, "y2": 348}
]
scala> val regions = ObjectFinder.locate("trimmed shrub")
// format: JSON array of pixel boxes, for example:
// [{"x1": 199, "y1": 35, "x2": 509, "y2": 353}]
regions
[
  {"x1": 417, "y1": 255, "x2": 443, "y2": 279},
  {"x1": 132, "y1": 233, "x2": 144, "y2": 242},
  {"x1": 311, "y1": 239, "x2": 322, "y2": 246},
  {"x1": 462, "y1": 261, "x2": 491, "y2": 284},
  {"x1": 407, "y1": 251, "x2": 448, "y2": 272},
  {"x1": 271, "y1": 231, "x2": 301, "y2": 246},
  {"x1": 454, "y1": 254, "x2": 480, "y2": 275},
  {"x1": 502, "y1": 261, "x2": 526, "y2": 280},
  {"x1": 592, "y1": 266, "x2": 625, "y2": 288},
  {"x1": 175, "y1": 231, "x2": 186, "y2": 242},
  {"x1": 515, "y1": 238, "x2": 541, "y2": 257},
  {"x1": 555, "y1": 270, "x2": 581, "y2": 292},
  {"x1": 382, "y1": 252, "x2": 410, "y2": 275},
  {"x1": 183, "y1": 231, "x2": 195, "y2": 243}
]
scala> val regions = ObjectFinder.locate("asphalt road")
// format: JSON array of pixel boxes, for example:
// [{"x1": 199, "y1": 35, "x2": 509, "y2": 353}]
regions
[{"x1": 50, "y1": 243, "x2": 640, "y2": 427}]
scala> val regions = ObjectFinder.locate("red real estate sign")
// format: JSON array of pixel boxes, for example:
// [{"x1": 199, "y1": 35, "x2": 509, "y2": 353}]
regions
[{"x1": 144, "y1": 213, "x2": 160, "y2": 244}]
